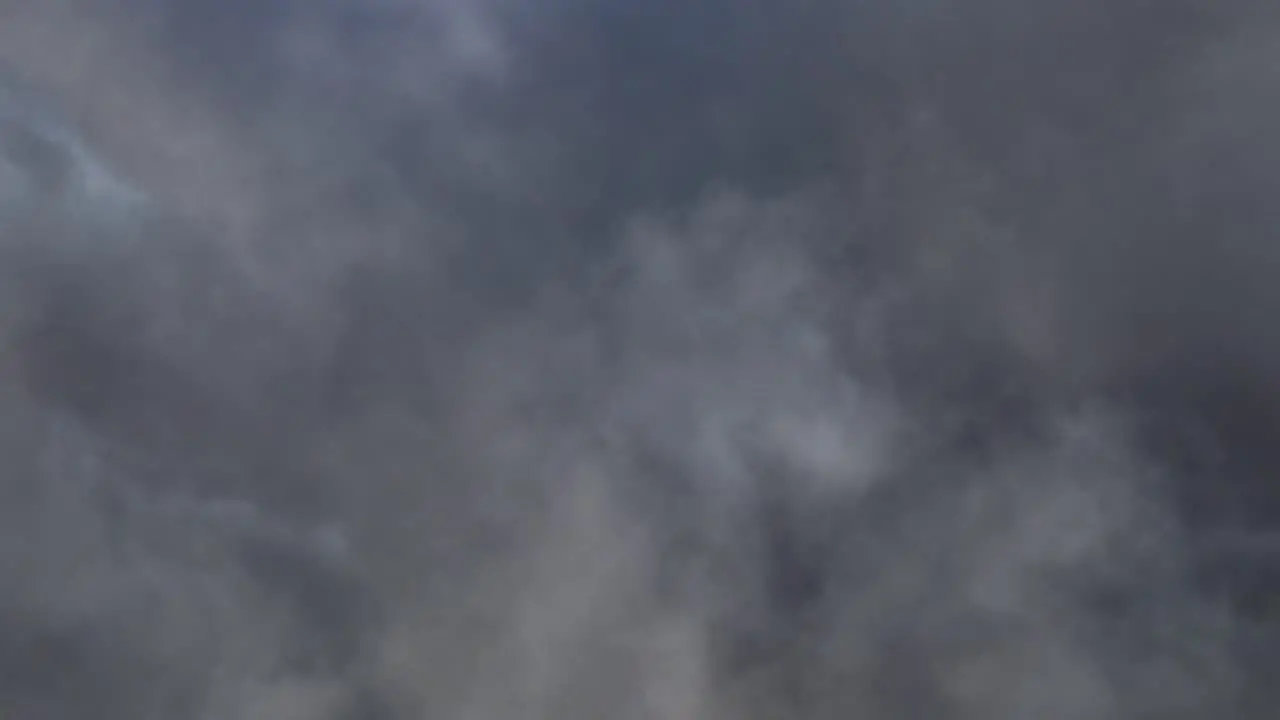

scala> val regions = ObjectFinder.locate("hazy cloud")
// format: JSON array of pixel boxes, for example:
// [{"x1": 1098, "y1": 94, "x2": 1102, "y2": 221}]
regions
[{"x1": 0, "y1": 1, "x2": 1278, "y2": 718}]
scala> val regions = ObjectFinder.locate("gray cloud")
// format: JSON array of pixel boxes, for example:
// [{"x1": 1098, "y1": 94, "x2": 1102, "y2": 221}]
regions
[{"x1": 0, "y1": 1, "x2": 1277, "y2": 718}]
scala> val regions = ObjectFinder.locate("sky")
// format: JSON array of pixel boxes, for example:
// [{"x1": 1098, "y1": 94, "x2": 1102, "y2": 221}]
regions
[{"x1": 0, "y1": 0, "x2": 1278, "y2": 718}]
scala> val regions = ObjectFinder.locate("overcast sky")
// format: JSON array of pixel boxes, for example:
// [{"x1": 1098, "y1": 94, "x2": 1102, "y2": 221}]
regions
[{"x1": 0, "y1": 1, "x2": 1278, "y2": 718}]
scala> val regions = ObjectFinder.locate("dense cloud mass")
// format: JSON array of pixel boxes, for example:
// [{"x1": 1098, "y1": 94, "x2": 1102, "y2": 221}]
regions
[{"x1": 0, "y1": 0, "x2": 1278, "y2": 717}]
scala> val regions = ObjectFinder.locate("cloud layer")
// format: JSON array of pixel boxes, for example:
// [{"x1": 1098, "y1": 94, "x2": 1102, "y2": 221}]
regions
[{"x1": 0, "y1": 1, "x2": 1278, "y2": 718}]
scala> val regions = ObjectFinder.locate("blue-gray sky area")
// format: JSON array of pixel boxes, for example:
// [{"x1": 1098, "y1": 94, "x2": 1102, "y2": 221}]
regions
[{"x1": 0, "y1": 1, "x2": 1278, "y2": 717}]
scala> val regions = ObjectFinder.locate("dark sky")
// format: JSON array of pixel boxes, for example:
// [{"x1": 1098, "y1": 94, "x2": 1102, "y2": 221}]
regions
[{"x1": 0, "y1": 1, "x2": 1278, "y2": 717}]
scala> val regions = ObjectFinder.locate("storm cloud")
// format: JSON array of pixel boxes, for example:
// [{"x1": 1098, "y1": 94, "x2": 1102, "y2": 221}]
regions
[{"x1": 0, "y1": 0, "x2": 1277, "y2": 718}]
